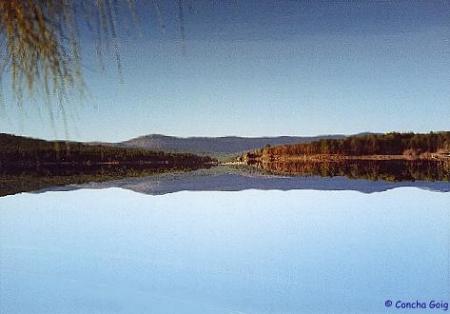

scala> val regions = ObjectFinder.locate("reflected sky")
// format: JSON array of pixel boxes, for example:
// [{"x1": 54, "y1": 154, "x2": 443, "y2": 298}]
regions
[{"x1": 1, "y1": 188, "x2": 449, "y2": 313}]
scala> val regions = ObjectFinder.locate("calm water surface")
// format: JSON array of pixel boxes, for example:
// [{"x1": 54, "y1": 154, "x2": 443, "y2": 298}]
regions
[{"x1": 0, "y1": 187, "x2": 449, "y2": 313}]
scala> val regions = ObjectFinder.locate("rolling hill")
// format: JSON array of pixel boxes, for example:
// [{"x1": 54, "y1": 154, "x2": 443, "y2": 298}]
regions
[{"x1": 118, "y1": 134, "x2": 347, "y2": 157}]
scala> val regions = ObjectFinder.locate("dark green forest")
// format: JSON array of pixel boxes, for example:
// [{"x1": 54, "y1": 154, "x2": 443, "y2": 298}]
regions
[
  {"x1": 0, "y1": 133, "x2": 216, "y2": 166},
  {"x1": 254, "y1": 132, "x2": 450, "y2": 157}
]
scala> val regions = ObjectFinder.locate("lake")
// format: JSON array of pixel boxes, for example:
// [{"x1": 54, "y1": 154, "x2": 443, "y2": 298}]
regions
[{"x1": 0, "y1": 170, "x2": 449, "y2": 313}]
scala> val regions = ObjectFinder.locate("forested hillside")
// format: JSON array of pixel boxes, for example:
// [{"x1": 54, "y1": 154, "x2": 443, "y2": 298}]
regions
[
  {"x1": 247, "y1": 132, "x2": 450, "y2": 159},
  {"x1": 0, "y1": 133, "x2": 215, "y2": 166}
]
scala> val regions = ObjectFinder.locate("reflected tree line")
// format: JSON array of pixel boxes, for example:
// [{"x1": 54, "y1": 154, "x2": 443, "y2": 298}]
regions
[
  {"x1": 0, "y1": 163, "x2": 212, "y2": 197},
  {"x1": 250, "y1": 160, "x2": 450, "y2": 182},
  {"x1": 0, "y1": 133, "x2": 216, "y2": 196}
]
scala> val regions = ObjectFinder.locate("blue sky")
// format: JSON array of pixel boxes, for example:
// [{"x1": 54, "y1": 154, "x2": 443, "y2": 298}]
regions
[{"x1": 1, "y1": 1, "x2": 449, "y2": 142}]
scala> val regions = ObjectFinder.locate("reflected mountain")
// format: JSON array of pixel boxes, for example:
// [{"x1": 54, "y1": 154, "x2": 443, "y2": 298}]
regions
[
  {"x1": 1, "y1": 133, "x2": 449, "y2": 197},
  {"x1": 12, "y1": 165, "x2": 450, "y2": 196},
  {"x1": 0, "y1": 164, "x2": 210, "y2": 197},
  {"x1": 1, "y1": 158, "x2": 449, "y2": 197}
]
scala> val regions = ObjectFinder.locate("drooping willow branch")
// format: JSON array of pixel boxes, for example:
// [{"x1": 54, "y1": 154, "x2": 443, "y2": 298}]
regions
[{"x1": 0, "y1": 0, "x2": 160, "y2": 111}]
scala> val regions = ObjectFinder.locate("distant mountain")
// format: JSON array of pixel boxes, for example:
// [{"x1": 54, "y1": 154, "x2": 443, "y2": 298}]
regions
[{"x1": 118, "y1": 134, "x2": 347, "y2": 156}]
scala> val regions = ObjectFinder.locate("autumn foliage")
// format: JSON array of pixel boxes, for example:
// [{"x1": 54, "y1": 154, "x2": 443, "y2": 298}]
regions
[{"x1": 255, "y1": 132, "x2": 450, "y2": 157}]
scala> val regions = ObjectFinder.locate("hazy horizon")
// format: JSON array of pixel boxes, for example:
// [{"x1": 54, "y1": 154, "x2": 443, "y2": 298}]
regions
[{"x1": 4, "y1": 129, "x2": 450, "y2": 144}]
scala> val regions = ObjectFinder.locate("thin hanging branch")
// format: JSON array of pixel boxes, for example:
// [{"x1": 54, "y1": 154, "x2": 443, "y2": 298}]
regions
[
  {"x1": 0, "y1": 0, "x2": 137, "y2": 111},
  {"x1": 0, "y1": 0, "x2": 191, "y2": 120}
]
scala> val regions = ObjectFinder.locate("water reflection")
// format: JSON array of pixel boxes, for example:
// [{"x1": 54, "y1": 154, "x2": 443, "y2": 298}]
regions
[
  {"x1": 0, "y1": 164, "x2": 209, "y2": 197},
  {"x1": 249, "y1": 159, "x2": 450, "y2": 182},
  {"x1": 1, "y1": 188, "x2": 449, "y2": 313},
  {"x1": 1, "y1": 161, "x2": 449, "y2": 197}
]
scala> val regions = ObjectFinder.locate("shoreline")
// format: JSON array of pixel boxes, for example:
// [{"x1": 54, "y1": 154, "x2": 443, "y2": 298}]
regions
[{"x1": 244, "y1": 154, "x2": 450, "y2": 163}]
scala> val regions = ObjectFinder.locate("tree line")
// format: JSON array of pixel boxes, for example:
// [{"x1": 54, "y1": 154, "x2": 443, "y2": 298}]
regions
[
  {"x1": 0, "y1": 133, "x2": 216, "y2": 166},
  {"x1": 256, "y1": 132, "x2": 450, "y2": 157}
]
